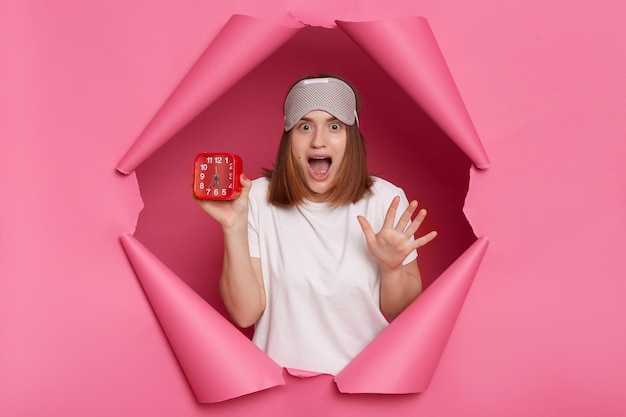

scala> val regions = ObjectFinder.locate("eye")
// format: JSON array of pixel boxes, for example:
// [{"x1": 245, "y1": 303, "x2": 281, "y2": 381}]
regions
[
  {"x1": 297, "y1": 122, "x2": 312, "y2": 131},
  {"x1": 330, "y1": 123, "x2": 342, "y2": 130}
]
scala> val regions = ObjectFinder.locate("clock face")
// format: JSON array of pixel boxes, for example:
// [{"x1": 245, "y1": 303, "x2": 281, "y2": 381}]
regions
[{"x1": 193, "y1": 152, "x2": 243, "y2": 200}]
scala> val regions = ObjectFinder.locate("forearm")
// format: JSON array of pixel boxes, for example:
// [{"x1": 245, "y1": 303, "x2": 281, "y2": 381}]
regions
[
  {"x1": 379, "y1": 260, "x2": 422, "y2": 320},
  {"x1": 219, "y1": 222, "x2": 265, "y2": 328}
]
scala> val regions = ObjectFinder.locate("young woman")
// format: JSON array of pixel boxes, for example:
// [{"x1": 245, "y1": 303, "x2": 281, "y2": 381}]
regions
[{"x1": 197, "y1": 76, "x2": 437, "y2": 375}]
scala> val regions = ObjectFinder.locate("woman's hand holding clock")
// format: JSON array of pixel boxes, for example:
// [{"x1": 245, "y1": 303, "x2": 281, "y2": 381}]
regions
[{"x1": 196, "y1": 173, "x2": 252, "y2": 232}]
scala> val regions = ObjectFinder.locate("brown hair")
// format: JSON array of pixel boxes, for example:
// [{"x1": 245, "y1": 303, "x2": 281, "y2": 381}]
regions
[{"x1": 263, "y1": 76, "x2": 374, "y2": 206}]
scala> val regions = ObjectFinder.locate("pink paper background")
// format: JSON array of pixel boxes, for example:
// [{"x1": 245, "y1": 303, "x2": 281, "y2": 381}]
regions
[{"x1": 2, "y1": 1, "x2": 625, "y2": 416}]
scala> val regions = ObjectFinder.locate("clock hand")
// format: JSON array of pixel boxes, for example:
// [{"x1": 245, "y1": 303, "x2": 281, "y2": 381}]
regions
[{"x1": 212, "y1": 165, "x2": 220, "y2": 188}]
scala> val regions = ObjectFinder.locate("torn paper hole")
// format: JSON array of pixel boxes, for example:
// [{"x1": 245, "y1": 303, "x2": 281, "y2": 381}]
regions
[{"x1": 121, "y1": 14, "x2": 488, "y2": 401}]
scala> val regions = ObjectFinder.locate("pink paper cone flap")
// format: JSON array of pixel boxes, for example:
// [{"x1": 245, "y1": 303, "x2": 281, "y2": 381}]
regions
[
  {"x1": 335, "y1": 237, "x2": 489, "y2": 394},
  {"x1": 116, "y1": 15, "x2": 302, "y2": 174},
  {"x1": 120, "y1": 233, "x2": 285, "y2": 403},
  {"x1": 336, "y1": 17, "x2": 490, "y2": 169}
]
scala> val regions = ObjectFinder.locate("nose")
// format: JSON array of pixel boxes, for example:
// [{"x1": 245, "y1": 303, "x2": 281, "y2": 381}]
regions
[{"x1": 310, "y1": 128, "x2": 326, "y2": 149}]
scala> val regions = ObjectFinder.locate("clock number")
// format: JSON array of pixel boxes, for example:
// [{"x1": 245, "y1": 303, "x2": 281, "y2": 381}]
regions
[
  {"x1": 215, "y1": 156, "x2": 223, "y2": 164},
  {"x1": 205, "y1": 157, "x2": 212, "y2": 164},
  {"x1": 199, "y1": 173, "x2": 205, "y2": 180},
  {"x1": 202, "y1": 187, "x2": 228, "y2": 197},
  {"x1": 200, "y1": 163, "x2": 208, "y2": 171}
]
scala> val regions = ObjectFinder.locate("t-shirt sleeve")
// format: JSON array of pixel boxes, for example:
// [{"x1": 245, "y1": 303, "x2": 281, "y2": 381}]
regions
[
  {"x1": 387, "y1": 186, "x2": 417, "y2": 265},
  {"x1": 394, "y1": 186, "x2": 419, "y2": 265},
  {"x1": 247, "y1": 185, "x2": 261, "y2": 259}
]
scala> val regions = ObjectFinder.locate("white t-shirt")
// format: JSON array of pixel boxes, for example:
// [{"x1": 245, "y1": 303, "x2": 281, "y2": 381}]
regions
[{"x1": 247, "y1": 177, "x2": 417, "y2": 375}]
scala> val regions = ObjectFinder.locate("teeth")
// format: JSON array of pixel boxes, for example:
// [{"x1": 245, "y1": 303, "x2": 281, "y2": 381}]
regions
[{"x1": 309, "y1": 157, "x2": 332, "y2": 176}]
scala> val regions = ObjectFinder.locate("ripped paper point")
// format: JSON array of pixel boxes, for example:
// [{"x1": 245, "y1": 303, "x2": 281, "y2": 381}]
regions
[
  {"x1": 336, "y1": 17, "x2": 490, "y2": 169},
  {"x1": 120, "y1": 233, "x2": 285, "y2": 403},
  {"x1": 116, "y1": 15, "x2": 302, "y2": 174},
  {"x1": 335, "y1": 237, "x2": 489, "y2": 394}
]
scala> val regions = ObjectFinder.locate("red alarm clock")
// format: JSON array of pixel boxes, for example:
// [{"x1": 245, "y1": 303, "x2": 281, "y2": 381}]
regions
[{"x1": 193, "y1": 152, "x2": 243, "y2": 200}]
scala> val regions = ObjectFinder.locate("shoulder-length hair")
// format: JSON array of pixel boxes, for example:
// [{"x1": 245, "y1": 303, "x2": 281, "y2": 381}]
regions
[{"x1": 263, "y1": 76, "x2": 374, "y2": 207}]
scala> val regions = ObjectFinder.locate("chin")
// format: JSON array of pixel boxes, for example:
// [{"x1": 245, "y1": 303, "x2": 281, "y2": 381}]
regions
[{"x1": 305, "y1": 185, "x2": 331, "y2": 201}]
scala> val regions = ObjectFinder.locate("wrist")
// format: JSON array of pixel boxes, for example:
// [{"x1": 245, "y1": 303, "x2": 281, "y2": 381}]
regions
[
  {"x1": 379, "y1": 261, "x2": 403, "y2": 276},
  {"x1": 222, "y1": 219, "x2": 248, "y2": 237}
]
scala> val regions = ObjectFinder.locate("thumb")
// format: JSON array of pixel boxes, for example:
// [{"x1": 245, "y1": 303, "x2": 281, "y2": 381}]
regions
[{"x1": 238, "y1": 173, "x2": 252, "y2": 200}]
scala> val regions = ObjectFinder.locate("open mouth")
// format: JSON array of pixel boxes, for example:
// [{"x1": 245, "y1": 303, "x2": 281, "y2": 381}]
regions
[{"x1": 308, "y1": 157, "x2": 332, "y2": 180}]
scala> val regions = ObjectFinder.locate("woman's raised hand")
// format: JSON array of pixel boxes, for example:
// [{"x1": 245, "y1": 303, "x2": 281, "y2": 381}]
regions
[{"x1": 357, "y1": 196, "x2": 437, "y2": 272}]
